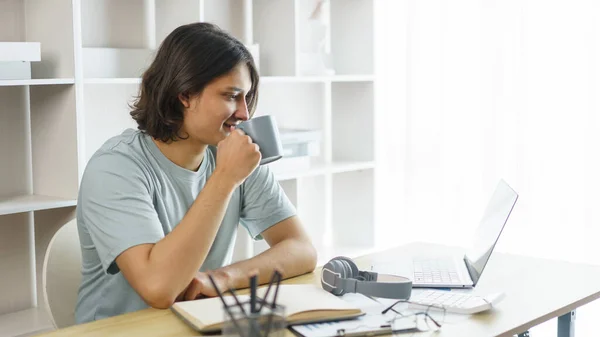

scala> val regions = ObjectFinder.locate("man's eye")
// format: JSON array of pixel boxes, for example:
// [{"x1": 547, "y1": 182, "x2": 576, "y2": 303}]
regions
[{"x1": 226, "y1": 94, "x2": 238, "y2": 100}]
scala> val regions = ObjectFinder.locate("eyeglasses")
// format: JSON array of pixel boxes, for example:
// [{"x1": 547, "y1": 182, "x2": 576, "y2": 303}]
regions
[{"x1": 381, "y1": 300, "x2": 446, "y2": 332}]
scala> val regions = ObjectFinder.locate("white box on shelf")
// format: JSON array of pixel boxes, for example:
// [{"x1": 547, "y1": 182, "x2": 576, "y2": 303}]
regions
[
  {"x1": 0, "y1": 42, "x2": 41, "y2": 80},
  {"x1": 279, "y1": 128, "x2": 321, "y2": 158},
  {"x1": 0, "y1": 42, "x2": 41, "y2": 62},
  {"x1": 269, "y1": 128, "x2": 322, "y2": 177},
  {"x1": 0, "y1": 62, "x2": 32, "y2": 80}
]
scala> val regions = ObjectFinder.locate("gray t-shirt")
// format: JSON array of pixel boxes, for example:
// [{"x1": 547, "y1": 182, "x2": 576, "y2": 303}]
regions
[{"x1": 74, "y1": 128, "x2": 296, "y2": 324}]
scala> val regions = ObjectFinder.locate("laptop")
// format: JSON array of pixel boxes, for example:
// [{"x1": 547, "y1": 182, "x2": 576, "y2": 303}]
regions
[{"x1": 374, "y1": 179, "x2": 518, "y2": 289}]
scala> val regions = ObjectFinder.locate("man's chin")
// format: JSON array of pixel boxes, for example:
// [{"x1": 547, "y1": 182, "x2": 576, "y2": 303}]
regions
[
  {"x1": 189, "y1": 134, "x2": 222, "y2": 148},
  {"x1": 212, "y1": 131, "x2": 229, "y2": 145}
]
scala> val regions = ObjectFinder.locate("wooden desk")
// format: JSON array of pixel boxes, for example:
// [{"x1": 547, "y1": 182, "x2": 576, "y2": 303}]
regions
[{"x1": 34, "y1": 242, "x2": 600, "y2": 337}]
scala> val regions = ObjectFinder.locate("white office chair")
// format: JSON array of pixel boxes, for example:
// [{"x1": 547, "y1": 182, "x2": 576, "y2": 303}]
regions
[{"x1": 42, "y1": 219, "x2": 82, "y2": 329}]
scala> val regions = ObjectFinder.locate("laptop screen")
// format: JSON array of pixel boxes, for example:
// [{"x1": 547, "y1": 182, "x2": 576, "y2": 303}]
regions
[{"x1": 463, "y1": 180, "x2": 518, "y2": 286}]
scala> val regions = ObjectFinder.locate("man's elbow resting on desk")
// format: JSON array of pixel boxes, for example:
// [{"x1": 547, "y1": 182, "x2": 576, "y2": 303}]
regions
[
  {"x1": 138, "y1": 281, "x2": 180, "y2": 310},
  {"x1": 114, "y1": 243, "x2": 199, "y2": 310},
  {"x1": 268, "y1": 234, "x2": 318, "y2": 277},
  {"x1": 210, "y1": 216, "x2": 318, "y2": 294},
  {"x1": 251, "y1": 215, "x2": 318, "y2": 278}
]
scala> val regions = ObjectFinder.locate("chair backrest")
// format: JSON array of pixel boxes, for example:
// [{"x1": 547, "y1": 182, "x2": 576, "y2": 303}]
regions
[{"x1": 42, "y1": 219, "x2": 82, "y2": 329}]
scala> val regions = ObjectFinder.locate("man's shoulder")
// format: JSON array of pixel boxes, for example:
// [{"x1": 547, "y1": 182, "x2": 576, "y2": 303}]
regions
[
  {"x1": 78, "y1": 130, "x2": 155, "y2": 211},
  {"x1": 97, "y1": 128, "x2": 144, "y2": 153},
  {"x1": 89, "y1": 128, "x2": 147, "y2": 161},
  {"x1": 83, "y1": 129, "x2": 152, "y2": 180}
]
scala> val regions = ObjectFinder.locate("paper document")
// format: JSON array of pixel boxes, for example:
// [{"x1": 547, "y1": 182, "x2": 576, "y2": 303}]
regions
[
  {"x1": 291, "y1": 313, "x2": 417, "y2": 337},
  {"x1": 290, "y1": 294, "x2": 418, "y2": 337}
]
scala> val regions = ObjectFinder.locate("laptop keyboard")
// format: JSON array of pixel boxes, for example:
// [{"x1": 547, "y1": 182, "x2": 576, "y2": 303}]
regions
[{"x1": 413, "y1": 258, "x2": 462, "y2": 284}]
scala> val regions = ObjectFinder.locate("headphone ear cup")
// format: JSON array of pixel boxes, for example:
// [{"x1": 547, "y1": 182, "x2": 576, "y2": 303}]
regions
[
  {"x1": 330, "y1": 259, "x2": 347, "y2": 295},
  {"x1": 336, "y1": 256, "x2": 359, "y2": 279},
  {"x1": 321, "y1": 258, "x2": 350, "y2": 296}
]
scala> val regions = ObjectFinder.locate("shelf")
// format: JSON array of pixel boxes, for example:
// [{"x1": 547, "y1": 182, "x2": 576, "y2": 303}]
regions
[
  {"x1": 0, "y1": 195, "x2": 77, "y2": 216},
  {"x1": 84, "y1": 78, "x2": 141, "y2": 84},
  {"x1": 274, "y1": 160, "x2": 375, "y2": 181},
  {"x1": 261, "y1": 75, "x2": 374, "y2": 83},
  {"x1": 329, "y1": 161, "x2": 376, "y2": 174},
  {"x1": 83, "y1": 75, "x2": 375, "y2": 85},
  {"x1": 0, "y1": 307, "x2": 54, "y2": 337},
  {"x1": 0, "y1": 79, "x2": 75, "y2": 87},
  {"x1": 330, "y1": 75, "x2": 375, "y2": 82}
]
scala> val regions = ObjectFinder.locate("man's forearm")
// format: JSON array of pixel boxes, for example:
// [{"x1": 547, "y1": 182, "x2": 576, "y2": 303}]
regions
[
  {"x1": 147, "y1": 172, "x2": 236, "y2": 300},
  {"x1": 220, "y1": 238, "x2": 318, "y2": 289}
]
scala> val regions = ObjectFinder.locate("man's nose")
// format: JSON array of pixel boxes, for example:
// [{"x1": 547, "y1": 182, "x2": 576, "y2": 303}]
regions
[{"x1": 235, "y1": 100, "x2": 250, "y2": 121}]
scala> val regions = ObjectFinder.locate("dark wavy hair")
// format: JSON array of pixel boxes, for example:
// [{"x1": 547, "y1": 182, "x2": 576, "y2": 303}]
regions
[{"x1": 130, "y1": 22, "x2": 260, "y2": 142}]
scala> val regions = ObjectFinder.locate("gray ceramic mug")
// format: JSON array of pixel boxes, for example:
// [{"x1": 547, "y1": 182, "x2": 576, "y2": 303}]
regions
[{"x1": 236, "y1": 115, "x2": 284, "y2": 165}]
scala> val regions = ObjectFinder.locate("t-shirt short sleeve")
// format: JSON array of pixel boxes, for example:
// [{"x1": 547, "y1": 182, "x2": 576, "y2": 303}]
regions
[
  {"x1": 79, "y1": 152, "x2": 165, "y2": 274},
  {"x1": 239, "y1": 165, "x2": 297, "y2": 239}
]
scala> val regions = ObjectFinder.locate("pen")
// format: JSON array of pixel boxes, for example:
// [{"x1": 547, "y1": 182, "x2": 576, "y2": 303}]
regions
[
  {"x1": 271, "y1": 270, "x2": 281, "y2": 309},
  {"x1": 263, "y1": 270, "x2": 283, "y2": 337},
  {"x1": 227, "y1": 288, "x2": 246, "y2": 315},
  {"x1": 207, "y1": 274, "x2": 248, "y2": 337},
  {"x1": 250, "y1": 274, "x2": 258, "y2": 313},
  {"x1": 258, "y1": 270, "x2": 277, "y2": 312},
  {"x1": 336, "y1": 326, "x2": 417, "y2": 337}
]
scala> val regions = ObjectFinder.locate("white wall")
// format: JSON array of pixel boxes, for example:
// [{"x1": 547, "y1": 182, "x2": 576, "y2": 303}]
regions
[{"x1": 374, "y1": 1, "x2": 600, "y2": 334}]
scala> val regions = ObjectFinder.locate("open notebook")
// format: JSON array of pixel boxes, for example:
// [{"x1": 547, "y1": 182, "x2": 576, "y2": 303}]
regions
[{"x1": 171, "y1": 284, "x2": 364, "y2": 333}]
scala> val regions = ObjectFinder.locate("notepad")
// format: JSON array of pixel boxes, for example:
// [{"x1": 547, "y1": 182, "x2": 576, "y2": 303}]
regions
[{"x1": 171, "y1": 284, "x2": 364, "y2": 333}]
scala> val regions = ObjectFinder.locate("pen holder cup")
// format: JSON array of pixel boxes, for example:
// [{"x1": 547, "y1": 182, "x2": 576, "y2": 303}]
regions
[{"x1": 222, "y1": 301, "x2": 287, "y2": 337}]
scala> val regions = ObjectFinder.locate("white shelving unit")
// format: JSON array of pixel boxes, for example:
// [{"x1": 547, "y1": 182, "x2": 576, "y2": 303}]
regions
[
  {"x1": 0, "y1": 195, "x2": 77, "y2": 216},
  {"x1": 0, "y1": 1, "x2": 377, "y2": 336},
  {"x1": 0, "y1": 79, "x2": 76, "y2": 86}
]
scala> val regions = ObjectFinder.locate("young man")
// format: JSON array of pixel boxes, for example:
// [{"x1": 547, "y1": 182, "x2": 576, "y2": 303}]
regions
[{"x1": 75, "y1": 22, "x2": 317, "y2": 324}]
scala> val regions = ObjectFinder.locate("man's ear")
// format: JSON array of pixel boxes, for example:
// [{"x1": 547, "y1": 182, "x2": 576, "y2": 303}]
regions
[{"x1": 178, "y1": 93, "x2": 191, "y2": 108}]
